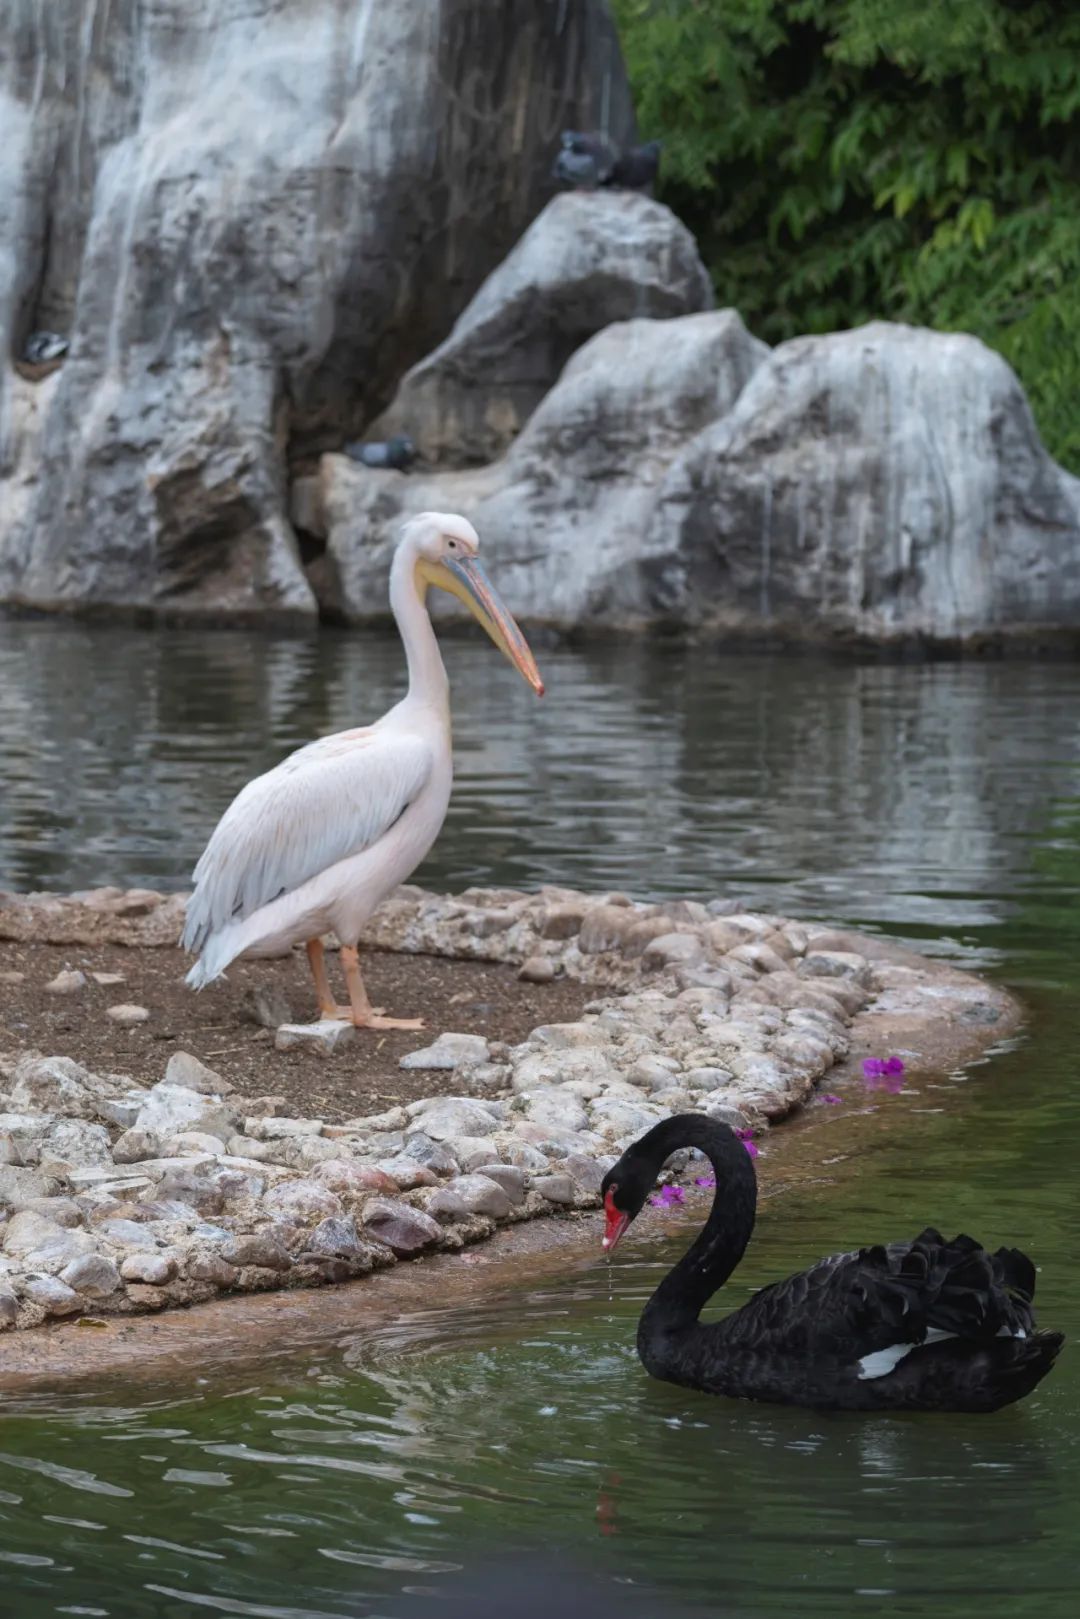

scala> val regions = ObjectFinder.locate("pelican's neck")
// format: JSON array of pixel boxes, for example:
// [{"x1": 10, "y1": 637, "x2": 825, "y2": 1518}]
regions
[{"x1": 390, "y1": 544, "x2": 449, "y2": 709}]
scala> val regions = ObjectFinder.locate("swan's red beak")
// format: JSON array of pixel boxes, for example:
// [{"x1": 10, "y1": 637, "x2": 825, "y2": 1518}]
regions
[{"x1": 603, "y1": 1188, "x2": 631, "y2": 1253}]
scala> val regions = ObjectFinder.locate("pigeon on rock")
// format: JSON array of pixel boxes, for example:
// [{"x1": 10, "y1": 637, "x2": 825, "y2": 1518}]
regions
[
  {"x1": 607, "y1": 139, "x2": 661, "y2": 193},
  {"x1": 22, "y1": 330, "x2": 68, "y2": 364},
  {"x1": 344, "y1": 435, "x2": 417, "y2": 471},
  {"x1": 552, "y1": 132, "x2": 662, "y2": 194},
  {"x1": 551, "y1": 130, "x2": 618, "y2": 188}
]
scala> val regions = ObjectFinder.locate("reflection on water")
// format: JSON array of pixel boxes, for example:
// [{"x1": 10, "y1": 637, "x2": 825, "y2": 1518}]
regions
[
  {"x1": 2, "y1": 620, "x2": 1080, "y2": 945},
  {"x1": 1, "y1": 620, "x2": 1080, "y2": 1617}
]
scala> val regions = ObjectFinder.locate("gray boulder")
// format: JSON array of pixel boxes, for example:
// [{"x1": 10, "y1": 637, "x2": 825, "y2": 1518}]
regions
[
  {"x1": 643, "y1": 322, "x2": 1080, "y2": 643},
  {"x1": 0, "y1": 0, "x2": 632, "y2": 620},
  {"x1": 367, "y1": 191, "x2": 714, "y2": 466}
]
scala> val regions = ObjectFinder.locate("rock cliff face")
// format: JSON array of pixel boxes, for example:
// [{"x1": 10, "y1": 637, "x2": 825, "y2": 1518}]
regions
[{"x1": 0, "y1": 0, "x2": 633, "y2": 620}]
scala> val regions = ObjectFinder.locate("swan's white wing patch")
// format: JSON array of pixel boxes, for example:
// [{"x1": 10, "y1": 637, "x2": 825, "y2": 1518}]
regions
[
  {"x1": 857, "y1": 1344, "x2": 914, "y2": 1380},
  {"x1": 857, "y1": 1328, "x2": 959, "y2": 1380}
]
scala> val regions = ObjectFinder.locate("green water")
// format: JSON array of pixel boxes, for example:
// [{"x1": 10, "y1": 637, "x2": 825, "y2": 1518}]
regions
[{"x1": 1, "y1": 621, "x2": 1079, "y2": 1616}]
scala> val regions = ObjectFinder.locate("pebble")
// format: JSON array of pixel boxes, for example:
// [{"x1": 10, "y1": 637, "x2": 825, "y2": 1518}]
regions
[
  {"x1": 10, "y1": 1055, "x2": 98, "y2": 1117},
  {"x1": 314, "y1": 1160, "x2": 398, "y2": 1197},
  {"x1": 425, "y1": 1187, "x2": 471, "y2": 1223},
  {"x1": 243, "y1": 983, "x2": 295, "y2": 1030},
  {"x1": 470, "y1": 1164, "x2": 527, "y2": 1205},
  {"x1": 447, "y1": 1173, "x2": 513, "y2": 1218},
  {"x1": 91, "y1": 971, "x2": 127, "y2": 987},
  {"x1": 59, "y1": 1253, "x2": 122, "y2": 1296},
  {"x1": 135, "y1": 1084, "x2": 233, "y2": 1143},
  {"x1": 362, "y1": 1198, "x2": 442, "y2": 1256},
  {"x1": 246, "y1": 1116, "x2": 325, "y2": 1140},
  {"x1": 186, "y1": 1252, "x2": 239, "y2": 1287},
  {"x1": 538, "y1": 901, "x2": 586, "y2": 939},
  {"x1": 800, "y1": 949, "x2": 872, "y2": 986},
  {"x1": 643, "y1": 932, "x2": 705, "y2": 969},
  {"x1": 532, "y1": 1173, "x2": 577, "y2": 1206},
  {"x1": 262, "y1": 1179, "x2": 342, "y2": 1224},
  {"x1": 407, "y1": 1096, "x2": 499, "y2": 1140},
  {"x1": 275, "y1": 1020, "x2": 355, "y2": 1055},
  {"x1": 518, "y1": 955, "x2": 555, "y2": 983},
  {"x1": 165, "y1": 1051, "x2": 233, "y2": 1095},
  {"x1": 402, "y1": 1134, "x2": 458, "y2": 1175},
  {"x1": 222, "y1": 1233, "x2": 292, "y2": 1271},
  {"x1": 96, "y1": 1091, "x2": 151, "y2": 1131},
  {"x1": 45, "y1": 969, "x2": 88, "y2": 996},
  {"x1": 21, "y1": 1196, "x2": 83, "y2": 1228},
  {"x1": 578, "y1": 904, "x2": 631, "y2": 954},
  {"x1": 107, "y1": 1003, "x2": 150, "y2": 1025},
  {"x1": 41, "y1": 1117, "x2": 114, "y2": 1169},
  {"x1": 0, "y1": 1287, "x2": 19, "y2": 1326},
  {"x1": 517, "y1": 1091, "x2": 589, "y2": 1134},
  {"x1": 112, "y1": 1128, "x2": 165, "y2": 1164},
  {"x1": 21, "y1": 1274, "x2": 81, "y2": 1316},
  {"x1": 0, "y1": 969, "x2": 26, "y2": 985},
  {"x1": 399, "y1": 1032, "x2": 490, "y2": 1071},
  {"x1": 302, "y1": 1216, "x2": 363, "y2": 1260},
  {"x1": 120, "y1": 1253, "x2": 176, "y2": 1285},
  {"x1": 446, "y1": 1134, "x2": 506, "y2": 1172},
  {"x1": 375, "y1": 1158, "x2": 437, "y2": 1191}
]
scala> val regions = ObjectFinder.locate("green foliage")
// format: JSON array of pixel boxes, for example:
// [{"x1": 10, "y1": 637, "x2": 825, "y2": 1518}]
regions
[{"x1": 612, "y1": 0, "x2": 1080, "y2": 469}]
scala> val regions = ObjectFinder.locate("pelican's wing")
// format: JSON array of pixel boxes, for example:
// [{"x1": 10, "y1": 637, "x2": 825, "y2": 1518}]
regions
[{"x1": 181, "y1": 727, "x2": 434, "y2": 953}]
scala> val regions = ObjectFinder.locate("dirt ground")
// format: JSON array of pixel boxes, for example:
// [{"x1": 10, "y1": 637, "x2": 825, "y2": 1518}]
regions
[{"x1": 0, "y1": 940, "x2": 593, "y2": 1121}]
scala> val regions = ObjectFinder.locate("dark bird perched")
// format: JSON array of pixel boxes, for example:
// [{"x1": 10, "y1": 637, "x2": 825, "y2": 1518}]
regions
[
  {"x1": 343, "y1": 435, "x2": 416, "y2": 471},
  {"x1": 607, "y1": 138, "x2": 661, "y2": 193},
  {"x1": 551, "y1": 130, "x2": 618, "y2": 188},
  {"x1": 22, "y1": 330, "x2": 68, "y2": 364},
  {"x1": 552, "y1": 132, "x2": 661, "y2": 193},
  {"x1": 603, "y1": 1114, "x2": 1063, "y2": 1413}
]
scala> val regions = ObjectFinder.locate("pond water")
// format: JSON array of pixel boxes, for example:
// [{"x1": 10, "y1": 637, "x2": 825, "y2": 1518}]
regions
[{"x1": 1, "y1": 618, "x2": 1080, "y2": 1618}]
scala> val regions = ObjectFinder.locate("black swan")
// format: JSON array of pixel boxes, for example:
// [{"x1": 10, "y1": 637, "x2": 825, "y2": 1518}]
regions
[{"x1": 601, "y1": 1115, "x2": 1063, "y2": 1412}]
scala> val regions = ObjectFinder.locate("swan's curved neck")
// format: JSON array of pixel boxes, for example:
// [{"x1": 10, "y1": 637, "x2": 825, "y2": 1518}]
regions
[
  {"x1": 638, "y1": 1118, "x2": 757, "y2": 1353},
  {"x1": 390, "y1": 544, "x2": 449, "y2": 708}
]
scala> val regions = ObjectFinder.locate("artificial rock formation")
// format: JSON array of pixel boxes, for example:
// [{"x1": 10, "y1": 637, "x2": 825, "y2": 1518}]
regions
[
  {"x1": 308, "y1": 317, "x2": 1080, "y2": 643},
  {"x1": 298, "y1": 307, "x2": 768, "y2": 625},
  {"x1": 0, "y1": 0, "x2": 633, "y2": 621},
  {"x1": 642, "y1": 322, "x2": 1080, "y2": 643},
  {"x1": 367, "y1": 190, "x2": 715, "y2": 468}
]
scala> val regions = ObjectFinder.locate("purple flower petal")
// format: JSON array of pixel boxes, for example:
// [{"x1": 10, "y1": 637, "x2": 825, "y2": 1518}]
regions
[
  {"x1": 820, "y1": 1093, "x2": 842, "y2": 1105},
  {"x1": 734, "y1": 1127, "x2": 760, "y2": 1159},
  {"x1": 863, "y1": 1055, "x2": 905, "y2": 1081},
  {"x1": 694, "y1": 1175, "x2": 716, "y2": 1189},
  {"x1": 742, "y1": 1138, "x2": 759, "y2": 1158}
]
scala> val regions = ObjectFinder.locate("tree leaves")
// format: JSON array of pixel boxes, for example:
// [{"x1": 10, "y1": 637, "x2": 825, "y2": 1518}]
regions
[{"x1": 613, "y1": 0, "x2": 1080, "y2": 467}]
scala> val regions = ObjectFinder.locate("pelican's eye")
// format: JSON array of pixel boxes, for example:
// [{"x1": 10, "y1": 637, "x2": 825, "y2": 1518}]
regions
[{"x1": 447, "y1": 538, "x2": 458, "y2": 551}]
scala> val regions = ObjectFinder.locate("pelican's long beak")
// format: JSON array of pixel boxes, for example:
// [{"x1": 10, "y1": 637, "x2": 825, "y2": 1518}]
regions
[{"x1": 421, "y1": 555, "x2": 545, "y2": 696}]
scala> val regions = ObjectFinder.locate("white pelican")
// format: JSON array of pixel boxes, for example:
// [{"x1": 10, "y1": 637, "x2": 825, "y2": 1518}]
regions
[{"x1": 182, "y1": 512, "x2": 543, "y2": 1028}]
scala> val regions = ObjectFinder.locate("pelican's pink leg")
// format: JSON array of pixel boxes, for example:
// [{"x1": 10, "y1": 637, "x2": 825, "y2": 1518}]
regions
[
  {"x1": 306, "y1": 937, "x2": 352, "y2": 1021},
  {"x1": 341, "y1": 944, "x2": 424, "y2": 1030}
]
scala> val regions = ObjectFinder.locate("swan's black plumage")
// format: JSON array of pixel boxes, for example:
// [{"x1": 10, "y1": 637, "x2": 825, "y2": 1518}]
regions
[{"x1": 602, "y1": 1115, "x2": 1062, "y2": 1413}]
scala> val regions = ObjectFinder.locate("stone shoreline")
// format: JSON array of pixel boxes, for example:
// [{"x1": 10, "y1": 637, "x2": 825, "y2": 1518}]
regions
[{"x1": 0, "y1": 884, "x2": 1019, "y2": 1337}]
